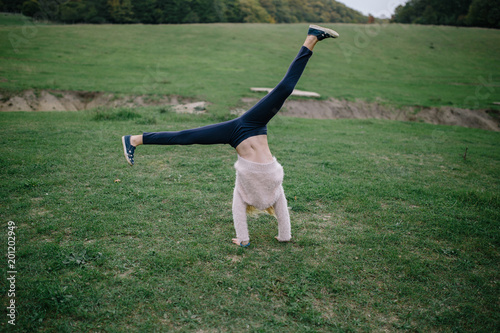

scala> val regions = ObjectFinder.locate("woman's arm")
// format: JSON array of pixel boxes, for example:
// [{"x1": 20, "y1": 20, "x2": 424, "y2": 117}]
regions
[
  {"x1": 274, "y1": 188, "x2": 291, "y2": 242},
  {"x1": 232, "y1": 188, "x2": 250, "y2": 245}
]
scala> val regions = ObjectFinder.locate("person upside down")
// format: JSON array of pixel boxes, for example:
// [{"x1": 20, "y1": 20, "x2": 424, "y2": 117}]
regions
[{"x1": 122, "y1": 25, "x2": 339, "y2": 247}]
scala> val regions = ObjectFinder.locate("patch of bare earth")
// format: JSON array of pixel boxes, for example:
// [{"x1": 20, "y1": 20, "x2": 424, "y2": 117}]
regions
[
  {"x1": 240, "y1": 97, "x2": 499, "y2": 132},
  {"x1": 0, "y1": 90, "x2": 202, "y2": 113},
  {"x1": 289, "y1": 99, "x2": 499, "y2": 131}
]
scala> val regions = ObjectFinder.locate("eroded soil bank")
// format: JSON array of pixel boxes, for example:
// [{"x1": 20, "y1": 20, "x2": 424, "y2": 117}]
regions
[
  {"x1": 280, "y1": 98, "x2": 499, "y2": 132},
  {"x1": 0, "y1": 90, "x2": 197, "y2": 113},
  {"x1": 1, "y1": 90, "x2": 498, "y2": 131}
]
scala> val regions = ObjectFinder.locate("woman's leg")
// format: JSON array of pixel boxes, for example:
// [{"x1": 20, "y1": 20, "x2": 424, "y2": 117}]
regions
[
  {"x1": 122, "y1": 119, "x2": 237, "y2": 165},
  {"x1": 142, "y1": 119, "x2": 235, "y2": 146},
  {"x1": 238, "y1": 44, "x2": 313, "y2": 127},
  {"x1": 231, "y1": 27, "x2": 338, "y2": 149},
  {"x1": 236, "y1": 25, "x2": 337, "y2": 129}
]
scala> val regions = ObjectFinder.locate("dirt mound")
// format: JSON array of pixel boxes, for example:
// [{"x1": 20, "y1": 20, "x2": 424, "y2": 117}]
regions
[
  {"x1": 239, "y1": 97, "x2": 499, "y2": 132},
  {"x1": 283, "y1": 98, "x2": 499, "y2": 132},
  {"x1": 1, "y1": 90, "x2": 498, "y2": 131},
  {"x1": 0, "y1": 90, "x2": 195, "y2": 112}
]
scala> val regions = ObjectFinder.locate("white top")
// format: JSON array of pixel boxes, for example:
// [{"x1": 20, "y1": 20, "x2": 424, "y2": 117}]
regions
[{"x1": 232, "y1": 156, "x2": 291, "y2": 243}]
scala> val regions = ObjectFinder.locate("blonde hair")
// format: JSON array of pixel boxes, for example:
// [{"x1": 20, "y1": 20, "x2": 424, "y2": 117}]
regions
[{"x1": 246, "y1": 205, "x2": 276, "y2": 218}]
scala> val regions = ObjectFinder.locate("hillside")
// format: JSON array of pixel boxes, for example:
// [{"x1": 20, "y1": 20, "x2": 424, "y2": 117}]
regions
[{"x1": 1, "y1": 14, "x2": 499, "y2": 131}]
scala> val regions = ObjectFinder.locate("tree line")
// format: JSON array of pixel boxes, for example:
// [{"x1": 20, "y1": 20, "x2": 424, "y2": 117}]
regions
[
  {"x1": 3, "y1": 0, "x2": 368, "y2": 24},
  {"x1": 392, "y1": 0, "x2": 500, "y2": 29}
]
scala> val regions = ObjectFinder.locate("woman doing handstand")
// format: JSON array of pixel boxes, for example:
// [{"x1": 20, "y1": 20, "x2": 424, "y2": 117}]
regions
[{"x1": 122, "y1": 25, "x2": 339, "y2": 247}]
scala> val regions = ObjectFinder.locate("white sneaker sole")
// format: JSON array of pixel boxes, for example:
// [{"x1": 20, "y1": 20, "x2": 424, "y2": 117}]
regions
[{"x1": 309, "y1": 24, "x2": 339, "y2": 38}]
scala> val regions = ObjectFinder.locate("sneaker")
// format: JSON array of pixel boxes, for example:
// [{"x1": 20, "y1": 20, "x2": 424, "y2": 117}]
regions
[
  {"x1": 121, "y1": 135, "x2": 135, "y2": 166},
  {"x1": 308, "y1": 24, "x2": 339, "y2": 40}
]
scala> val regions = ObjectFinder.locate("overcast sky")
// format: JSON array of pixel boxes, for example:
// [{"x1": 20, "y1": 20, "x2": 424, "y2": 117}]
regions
[{"x1": 338, "y1": 0, "x2": 408, "y2": 18}]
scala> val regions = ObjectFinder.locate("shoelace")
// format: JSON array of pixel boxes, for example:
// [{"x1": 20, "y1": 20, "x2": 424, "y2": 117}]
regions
[{"x1": 127, "y1": 145, "x2": 135, "y2": 155}]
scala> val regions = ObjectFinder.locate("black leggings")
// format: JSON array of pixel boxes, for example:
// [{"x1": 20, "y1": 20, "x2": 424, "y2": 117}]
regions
[{"x1": 143, "y1": 46, "x2": 313, "y2": 148}]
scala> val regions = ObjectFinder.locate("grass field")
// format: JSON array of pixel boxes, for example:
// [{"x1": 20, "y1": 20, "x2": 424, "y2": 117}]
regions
[{"x1": 1, "y1": 14, "x2": 500, "y2": 332}]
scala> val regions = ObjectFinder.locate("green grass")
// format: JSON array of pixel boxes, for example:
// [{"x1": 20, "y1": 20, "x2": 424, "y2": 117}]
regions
[
  {"x1": 1, "y1": 15, "x2": 500, "y2": 332},
  {"x1": 1, "y1": 107, "x2": 499, "y2": 332},
  {"x1": 0, "y1": 15, "x2": 499, "y2": 111}
]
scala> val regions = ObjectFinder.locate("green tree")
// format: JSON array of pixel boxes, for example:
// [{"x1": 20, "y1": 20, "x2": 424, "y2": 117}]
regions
[
  {"x1": 132, "y1": 0, "x2": 158, "y2": 23},
  {"x1": 272, "y1": 0, "x2": 298, "y2": 23},
  {"x1": 21, "y1": 0, "x2": 40, "y2": 16},
  {"x1": 59, "y1": 0, "x2": 87, "y2": 23},
  {"x1": 4, "y1": 0, "x2": 24, "y2": 12},
  {"x1": 159, "y1": 0, "x2": 189, "y2": 24},
  {"x1": 223, "y1": 0, "x2": 243, "y2": 22},
  {"x1": 467, "y1": 0, "x2": 500, "y2": 28},
  {"x1": 414, "y1": 4, "x2": 438, "y2": 24},
  {"x1": 391, "y1": 0, "x2": 497, "y2": 27},
  {"x1": 185, "y1": 0, "x2": 220, "y2": 23},
  {"x1": 238, "y1": 0, "x2": 273, "y2": 23},
  {"x1": 75, "y1": 0, "x2": 109, "y2": 23},
  {"x1": 393, "y1": 3, "x2": 415, "y2": 23},
  {"x1": 107, "y1": 0, "x2": 135, "y2": 23}
]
